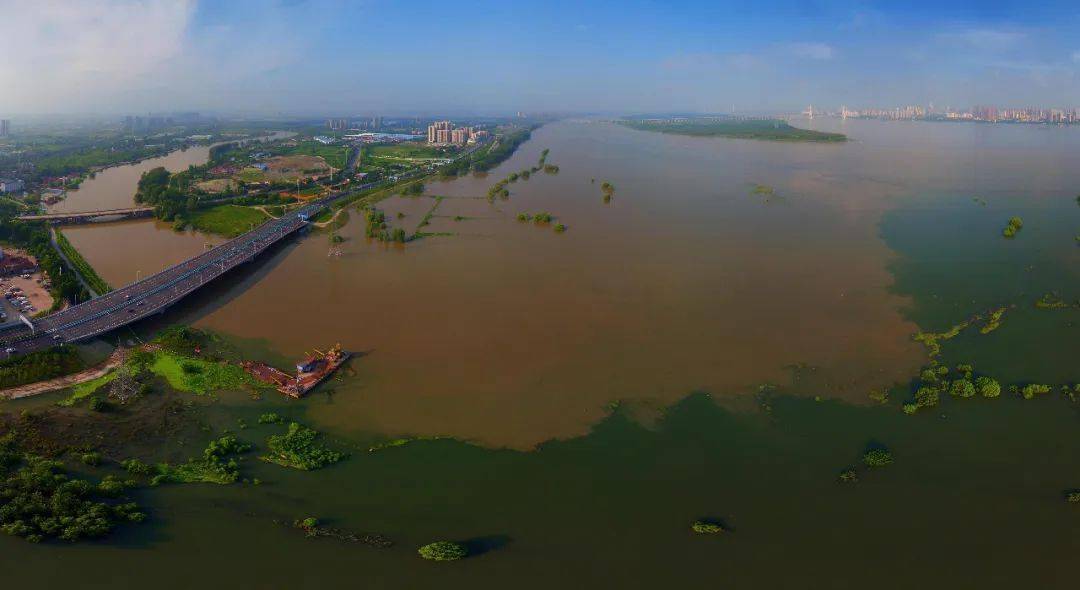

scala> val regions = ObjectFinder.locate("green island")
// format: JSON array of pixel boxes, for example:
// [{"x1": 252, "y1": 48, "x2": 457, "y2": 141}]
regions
[{"x1": 618, "y1": 118, "x2": 848, "y2": 142}]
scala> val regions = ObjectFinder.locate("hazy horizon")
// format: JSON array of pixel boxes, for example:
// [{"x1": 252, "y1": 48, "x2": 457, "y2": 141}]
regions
[{"x1": 3, "y1": 0, "x2": 1080, "y2": 116}]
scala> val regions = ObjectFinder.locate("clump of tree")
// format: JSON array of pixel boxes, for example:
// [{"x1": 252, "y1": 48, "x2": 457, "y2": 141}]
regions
[
  {"x1": 976, "y1": 376, "x2": 1001, "y2": 398},
  {"x1": 0, "y1": 345, "x2": 85, "y2": 389},
  {"x1": 533, "y1": 212, "x2": 554, "y2": 224},
  {"x1": 0, "y1": 445, "x2": 145, "y2": 543},
  {"x1": 1002, "y1": 216, "x2": 1023, "y2": 238},
  {"x1": 150, "y1": 433, "x2": 252, "y2": 485},
  {"x1": 261, "y1": 422, "x2": 344, "y2": 470},
  {"x1": 1019, "y1": 383, "x2": 1052, "y2": 400},
  {"x1": 543, "y1": 164, "x2": 559, "y2": 174},
  {"x1": 553, "y1": 223, "x2": 567, "y2": 233},
  {"x1": 838, "y1": 468, "x2": 858, "y2": 484},
  {"x1": 516, "y1": 212, "x2": 532, "y2": 222},
  {"x1": 136, "y1": 166, "x2": 200, "y2": 221},
  {"x1": 418, "y1": 540, "x2": 468, "y2": 561}
]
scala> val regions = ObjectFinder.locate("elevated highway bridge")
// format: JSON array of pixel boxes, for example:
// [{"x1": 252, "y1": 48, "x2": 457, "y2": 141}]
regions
[{"x1": 1, "y1": 194, "x2": 339, "y2": 356}]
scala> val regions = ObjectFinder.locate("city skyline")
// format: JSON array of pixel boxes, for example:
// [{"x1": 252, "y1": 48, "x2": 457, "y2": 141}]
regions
[{"x1": 3, "y1": 1, "x2": 1080, "y2": 115}]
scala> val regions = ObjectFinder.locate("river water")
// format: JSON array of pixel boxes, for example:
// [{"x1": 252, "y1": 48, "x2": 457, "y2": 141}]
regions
[{"x1": 3, "y1": 119, "x2": 1078, "y2": 587}]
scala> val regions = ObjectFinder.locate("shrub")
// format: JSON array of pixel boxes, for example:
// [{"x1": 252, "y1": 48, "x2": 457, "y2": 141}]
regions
[
  {"x1": 418, "y1": 540, "x2": 468, "y2": 561},
  {"x1": 863, "y1": 448, "x2": 893, "y2": 468},
  {"x1": 258, "y1": 412, "x2": 284, "y2": 425},
  {"x1": 80, "y1": 452, "x2": 101, "y2": 466},
  {"x1": 975, "y1": 376, "x2": 1001, "y2": 398},
  {"x1": 950, "y1": 379, "x2": 976, "y2": 398}
]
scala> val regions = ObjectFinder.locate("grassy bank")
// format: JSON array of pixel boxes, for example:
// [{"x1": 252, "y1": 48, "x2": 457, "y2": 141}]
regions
[
  {"x1": 55, "y1": 229, "x2": 113, "y2": 295},
  {"x1": 186, "y1": 205, "x2": 269, "y2": 238}
]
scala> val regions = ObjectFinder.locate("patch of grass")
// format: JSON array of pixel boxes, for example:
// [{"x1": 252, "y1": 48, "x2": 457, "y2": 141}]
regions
[
  {"x1": 57, "y1": 371, "x2": 118, "y2": 407},
  {"x1": 187, "y1": 204, "x2": 270, "y2": 238},
  {"x1": 149, "y1": 352, "x2": 263, "y2": 396}
]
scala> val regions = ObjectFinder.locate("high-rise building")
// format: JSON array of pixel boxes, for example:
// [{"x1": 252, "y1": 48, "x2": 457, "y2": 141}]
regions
[
  {"x1": 427, "y1": 120, "x2": 452, "y2": 144},
  {"x1": 0, "y1": 119, "x2": 10, "y2": 137},
  {"x1": 327, "y1": 118, "x2": 348, "y2": 131}
]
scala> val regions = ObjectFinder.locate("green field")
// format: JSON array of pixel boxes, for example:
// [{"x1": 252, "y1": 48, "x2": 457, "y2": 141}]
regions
[
  {"x1": 281, "y1": 141, "x2": 350, "y2": 169},
  {"x1": 187, "y1": 205, "x2": 269, "y2": 238},
  {"x1": 365, "y1": 143, "x2": 454, "y2": 160},
  {"x1": 618, "y1": 118, "x2": 848, "y2": 142}
]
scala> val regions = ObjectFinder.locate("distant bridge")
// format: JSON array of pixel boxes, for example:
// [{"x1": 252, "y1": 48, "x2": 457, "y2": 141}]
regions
[{"x1": 17, "y1": 207, "x2": 156, "y2": 224}]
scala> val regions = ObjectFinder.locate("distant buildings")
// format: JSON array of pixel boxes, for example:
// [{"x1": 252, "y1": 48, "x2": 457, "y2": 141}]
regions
[
  {"x1": 832, "y1": 103, "x2": 1080, "y2": 124},
  {"x1": 0, "y1": 119, "x2": 9, "y2": 137},
  {"x1": 0, "y1": 178, "x2": 25, "y2": 194},
  {"x1": 327, "y1": 118, "x2": 349, "y2": 131},
  {"x1": 426, "y1": 120, "x2": 485, "y2": 146}
]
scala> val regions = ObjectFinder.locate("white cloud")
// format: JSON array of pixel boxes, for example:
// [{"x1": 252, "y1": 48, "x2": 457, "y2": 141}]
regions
[
  {"x1": 0, "y1": 0, "x2": 196, "y2": 111},
  {"x1": 789, "y1": 43, "x2": 835, "y2": 60}
]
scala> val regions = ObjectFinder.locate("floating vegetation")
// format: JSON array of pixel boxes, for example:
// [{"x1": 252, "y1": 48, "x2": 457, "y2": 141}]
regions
[
  {"x1": 690, "y1": 520, "x2": 726, "y2": 534},
  {"x1": 751, "y1": 184, "x2": 775, "y2": 196},
  {"x1": 553, "y1": 223, "x2": 567, "y2": 233},
  {"x1": 367, "y1": 436, "x2": 446, "y2": 452},
  {"x1": 838, "y1": 468, "x2": 859, "y2": 484},
  {"x1": 418, "y1": 540, "x2": 469, "y2": 561},
  {"x1": 532, "y1": 212, "x2": 554, "y2": 224},
  {"x1": 261, "y1": 422, "x2": 345, "y2": 471},
  {"x1": 516, "y1": 212, "x2": 532, "y2": 222},
  {"x1": 538, "y1": 148, "x2": 550, "y2": 167},
  {"x1": 543, "y1": 164, "x2": 560, "y2": 174},
  {"x1": 1034, "y1": 292, "x2": 1073, "y2": 309},
  {"x1": 912, "y1": 319, "x2": 970, "y2": 358},
  {"x1": 1002, "y1": 216, "x2": 1023, "y2": 238},
  {"x1": 980, "y1": 306, "x2": 1007, "y2": 334},
  {"x1": 867, "y1": 389, "x2": 889, "y2": 404},
  {"x1": 1067, "y1": 491, "x2": 1080, "y2": 504},
  {"x1": 972, "y1": 196, "x2": 987, "y2": 206},
  {"x1": 290, "y1": 517, "x2": 393, "y2": 548},
  {"x1": 258, "y1": 412, "x2": 284, "y2": 425}
]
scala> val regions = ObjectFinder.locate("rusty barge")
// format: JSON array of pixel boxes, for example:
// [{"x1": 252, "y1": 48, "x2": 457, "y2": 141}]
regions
[{"x1": 242, "y1": 344, "x2": 350, "y2": 398}]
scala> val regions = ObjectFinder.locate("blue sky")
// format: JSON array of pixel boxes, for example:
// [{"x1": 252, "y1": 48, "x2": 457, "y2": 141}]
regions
[{"x1": 3, "y1": 0, "x2": 1080, "y2": 115}]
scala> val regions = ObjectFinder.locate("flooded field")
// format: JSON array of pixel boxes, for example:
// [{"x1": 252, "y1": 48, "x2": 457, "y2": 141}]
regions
[{"x1": 5, "y1": 119, "x2": 1077, "y2": 587}]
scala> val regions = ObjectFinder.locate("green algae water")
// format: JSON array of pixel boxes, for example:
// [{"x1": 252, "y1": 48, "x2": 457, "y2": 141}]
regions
[{"x1": 2, "y1": 119, "x2": 1079, "y2": 587}]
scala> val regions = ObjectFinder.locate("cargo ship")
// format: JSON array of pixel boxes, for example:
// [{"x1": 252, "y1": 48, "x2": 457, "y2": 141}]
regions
[{"x1": 242, "y1": 344, "x2": 350, "y2": 398}]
